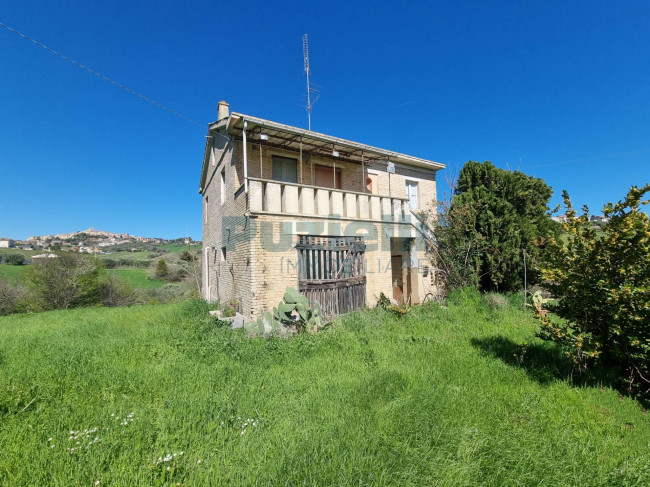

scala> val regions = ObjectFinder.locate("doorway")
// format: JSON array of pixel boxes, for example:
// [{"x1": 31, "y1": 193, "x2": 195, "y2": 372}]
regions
[
  {"x1": 297, "y1": 235, "x2": 366, "y2": 316},
  {"x1": 314, "y1": 165, "x2": 342, "y2": 189}
]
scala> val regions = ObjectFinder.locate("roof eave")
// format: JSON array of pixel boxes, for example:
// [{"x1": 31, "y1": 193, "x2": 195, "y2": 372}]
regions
[{"x1": 226, "y1": 112, "x2": 445, "y2": 171}]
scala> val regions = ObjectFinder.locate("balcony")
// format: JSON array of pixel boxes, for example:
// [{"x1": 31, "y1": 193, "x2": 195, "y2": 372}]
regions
[{"x1": 248, "y1": 178, "x2": 413, "y2": 222}]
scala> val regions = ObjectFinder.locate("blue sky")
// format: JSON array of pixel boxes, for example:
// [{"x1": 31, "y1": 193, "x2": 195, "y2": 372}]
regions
[{"x1": 1, "y1": 1, "x2": 648, "y2": 240}]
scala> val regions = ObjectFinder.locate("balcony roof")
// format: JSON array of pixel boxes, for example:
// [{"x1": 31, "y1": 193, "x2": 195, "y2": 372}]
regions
[{"x1": 210, "y1": 112, "x2": 445, "y2": 171}]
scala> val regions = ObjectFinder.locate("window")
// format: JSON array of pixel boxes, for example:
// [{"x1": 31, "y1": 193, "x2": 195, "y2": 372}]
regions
[
  {"x1": 220, "y1": 169, "x2": 226, "y2": 205},
  {"x1": 204, "y1": 196, "x2": 208, "y2": 223},
  {"x1": 405, "y1": 180, "x2": 419, "y2": 209},
  {"x1": 272, "y1": 156, "x2": 298, "y2": 183},
  {"x1": 221, "y1": 246, "x2": 226, "y2": 261}
]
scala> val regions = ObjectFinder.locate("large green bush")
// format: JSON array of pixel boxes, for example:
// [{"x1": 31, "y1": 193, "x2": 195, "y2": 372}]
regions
[
  {"x1": 538, "y1": 184, "x2": 650, "y2": 395},
  {"x1": 430, "y1": 161, "x2": 558, "y2": 293},
  {"x1": 4, "y1": 253, "x2": 26, "y2": 265},
  {"x1": 25, "y1": 252, "x2": 106, "y2": 310}
]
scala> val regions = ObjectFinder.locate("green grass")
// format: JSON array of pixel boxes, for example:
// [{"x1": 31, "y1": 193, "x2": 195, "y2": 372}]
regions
[
  {"x1": 0, "y1": 264, "x2": 28, "y2": 282},
  {"x1": 106, "y1": 268, "x2": 165, "y2": 289},
  {"x1": 103, "y1": 250, "x2": 159, "y2": 261},
  {"x1": 0, "y1": 291, "x2": 648, "y2": 485},
  {"x1": 0, "y1": 265, "x2": 163, "y2": 290},
  {"x1": 156, "y1": 243, "x2": 191, "y2": 253}
]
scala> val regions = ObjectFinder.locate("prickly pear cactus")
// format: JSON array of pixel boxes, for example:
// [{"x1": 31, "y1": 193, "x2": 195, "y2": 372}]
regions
[{"x1": 245, "y1": 287, "x2": 329, "y2": 336}]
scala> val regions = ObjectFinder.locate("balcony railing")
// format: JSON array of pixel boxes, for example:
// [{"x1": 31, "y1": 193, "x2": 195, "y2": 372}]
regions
[{"x1": 247, "y1": 178, "x2": 413, "y2": 222}]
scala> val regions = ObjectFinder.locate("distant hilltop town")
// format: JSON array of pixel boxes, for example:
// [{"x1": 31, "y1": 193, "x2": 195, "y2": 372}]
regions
[
  {"x1": 0, "y1": 228, "x2": 194, "y2": 254},
  {"x1": 551, "y1": 214, "x2": 609, "y2": 224},
  {"x1": 27, "y1": 227, "x2": 153, "y2": 243}
]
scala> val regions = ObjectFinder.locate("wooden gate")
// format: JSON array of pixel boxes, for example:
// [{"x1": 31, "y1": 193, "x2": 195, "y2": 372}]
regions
[{"x1": 296, "y1": 235, "x2": 366, "y2": 316}]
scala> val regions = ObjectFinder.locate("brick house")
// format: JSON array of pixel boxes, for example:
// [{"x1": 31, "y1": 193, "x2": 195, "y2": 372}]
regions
[{"x1": 199, "y1": 101, "x2": 445, "y2": 319}]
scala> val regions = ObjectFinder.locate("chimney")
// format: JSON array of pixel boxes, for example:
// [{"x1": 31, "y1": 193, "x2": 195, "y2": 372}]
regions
[{"x1": 217, "y1": 100, "x2": 229, "y2": 121}]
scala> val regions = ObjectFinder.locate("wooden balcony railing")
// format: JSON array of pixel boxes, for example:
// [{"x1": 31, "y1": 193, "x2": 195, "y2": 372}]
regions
[{"x1": 247, "y1": 178, "x2": 412, "y2": 222}]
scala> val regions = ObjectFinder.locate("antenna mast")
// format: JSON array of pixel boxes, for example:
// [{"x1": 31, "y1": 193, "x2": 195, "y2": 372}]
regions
[{"x1": 303, "y1": 34, "x2": 319, "y2": 130}]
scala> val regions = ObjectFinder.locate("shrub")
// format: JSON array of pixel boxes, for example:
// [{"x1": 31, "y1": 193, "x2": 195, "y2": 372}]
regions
[
  {"x1": 377, "y1": 292, "x2": 391, "y2": 310},
  {"x1": 537, "y1": 185, "x2": 650, "y2": 395},
  {"x1": 102, "y1": 258, "x2": 118, "y2": 269},
  {"x1": 98, "y1": 276, "x2": 133, "y2": 307},
  {"x1": 0, "y1": 278, "x2": 28, "y2": 315},
  {"x1": 179, "y1": 250, "x2": 197, "y2": 262},
  {"x1": 5, "y1": 253, "x2": 26, "y2": 265},
  {"x1": 164, "y1": 263, "x2": 187, "y2": 282},
  {"x1": 483, "y1": 292, "x2": 509, "y2": 310},
  {"x1": 25, "y1": 252, "x2": 105, "y2": 310},
  {"x1": 155, "y1": 259, "x2": 168, "y2": 279}
]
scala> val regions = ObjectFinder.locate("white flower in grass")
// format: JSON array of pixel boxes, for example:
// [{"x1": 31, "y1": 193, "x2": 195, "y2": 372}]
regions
[
  {"x1": 48, "y1": 437, "x2": 52, "y2": 442},
  {"x1": 95, "y1": 481, "x2": 100, "y2": 486},
  {"x1": 197, "y1": 460, "x2": 201, "y2": 464}
]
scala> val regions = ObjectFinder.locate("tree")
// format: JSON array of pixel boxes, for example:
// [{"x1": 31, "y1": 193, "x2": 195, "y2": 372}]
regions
[
  {"x1": 537, "y1": 185, "x2": 650, "y2": 395},
  {"x1": 155, "y1": 258, "x2": 168, "y2": 279},
  {"x1": 430, "y1": 161, "x2": 557, "y2": 293}
]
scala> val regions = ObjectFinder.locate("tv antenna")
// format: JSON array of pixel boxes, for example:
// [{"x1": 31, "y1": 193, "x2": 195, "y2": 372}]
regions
[{"x1": 303, "y1": 34, "x2": 319, "y2": 130}]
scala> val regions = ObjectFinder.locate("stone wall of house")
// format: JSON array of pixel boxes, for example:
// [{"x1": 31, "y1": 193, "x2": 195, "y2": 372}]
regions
[
  {"x1": 202, "y1": 130, "x2": 253, "y2": 314},
  {"x1": 245, "y1": 214, "x2": 436, "y2": 317},
  {"x1": 202, "y1": 135, "x2": 439, "y2": 318}
]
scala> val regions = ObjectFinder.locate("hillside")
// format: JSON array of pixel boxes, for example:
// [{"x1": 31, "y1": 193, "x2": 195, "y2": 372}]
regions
[{"x1": 0, "y1": 291, "x2": 648, "y2": 485}]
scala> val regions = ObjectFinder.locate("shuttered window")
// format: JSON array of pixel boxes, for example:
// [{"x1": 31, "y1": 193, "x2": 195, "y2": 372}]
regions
[{"x1": 272, "y1": 156, "x2": 298, "y2": 183}]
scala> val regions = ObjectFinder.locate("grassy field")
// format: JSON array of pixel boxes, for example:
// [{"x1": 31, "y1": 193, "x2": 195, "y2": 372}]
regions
[
  {"x1": 0, "y1": 265, "x2": 163, "y2": 290},
  {"x1": 0, "y1": 291, "x2": 648, "y2": 485},
  {"x1": 103, "y1": 250, "x2": 159, "y2": 261},
  {"x1": 156, "y1": 243, "x2": 192, "y2": 253},
  {"x1": 0, "y1": 264, "x2": 27, "y2": 282},
  {"x1": 106, "y1": 268, "x2": 165, "y2": 289},
  {"x1": 0, "y1": 248, "x2": 39, "y2": 258},
  {"x1": 104, "y1": 243, "x2": 192, "y2": 262}
]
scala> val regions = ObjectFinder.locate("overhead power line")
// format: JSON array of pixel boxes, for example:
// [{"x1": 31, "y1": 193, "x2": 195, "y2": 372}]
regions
[{"x1": 0, "y1": 21, "x2": 203, "y2": 128}]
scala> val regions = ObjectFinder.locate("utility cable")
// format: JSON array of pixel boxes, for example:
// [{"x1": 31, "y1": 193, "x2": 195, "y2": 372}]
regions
[{"x1": 0, "y1": 21, "x2": 203, "y2": 128}]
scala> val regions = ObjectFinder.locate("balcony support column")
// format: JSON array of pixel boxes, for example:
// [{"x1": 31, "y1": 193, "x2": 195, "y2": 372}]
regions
[
  {"x1": 299, "y1": 136, "x2": 303, "y2": 184},
  {"x1": 243, "y1": 120, "x2": 248, "y2": 194}
]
